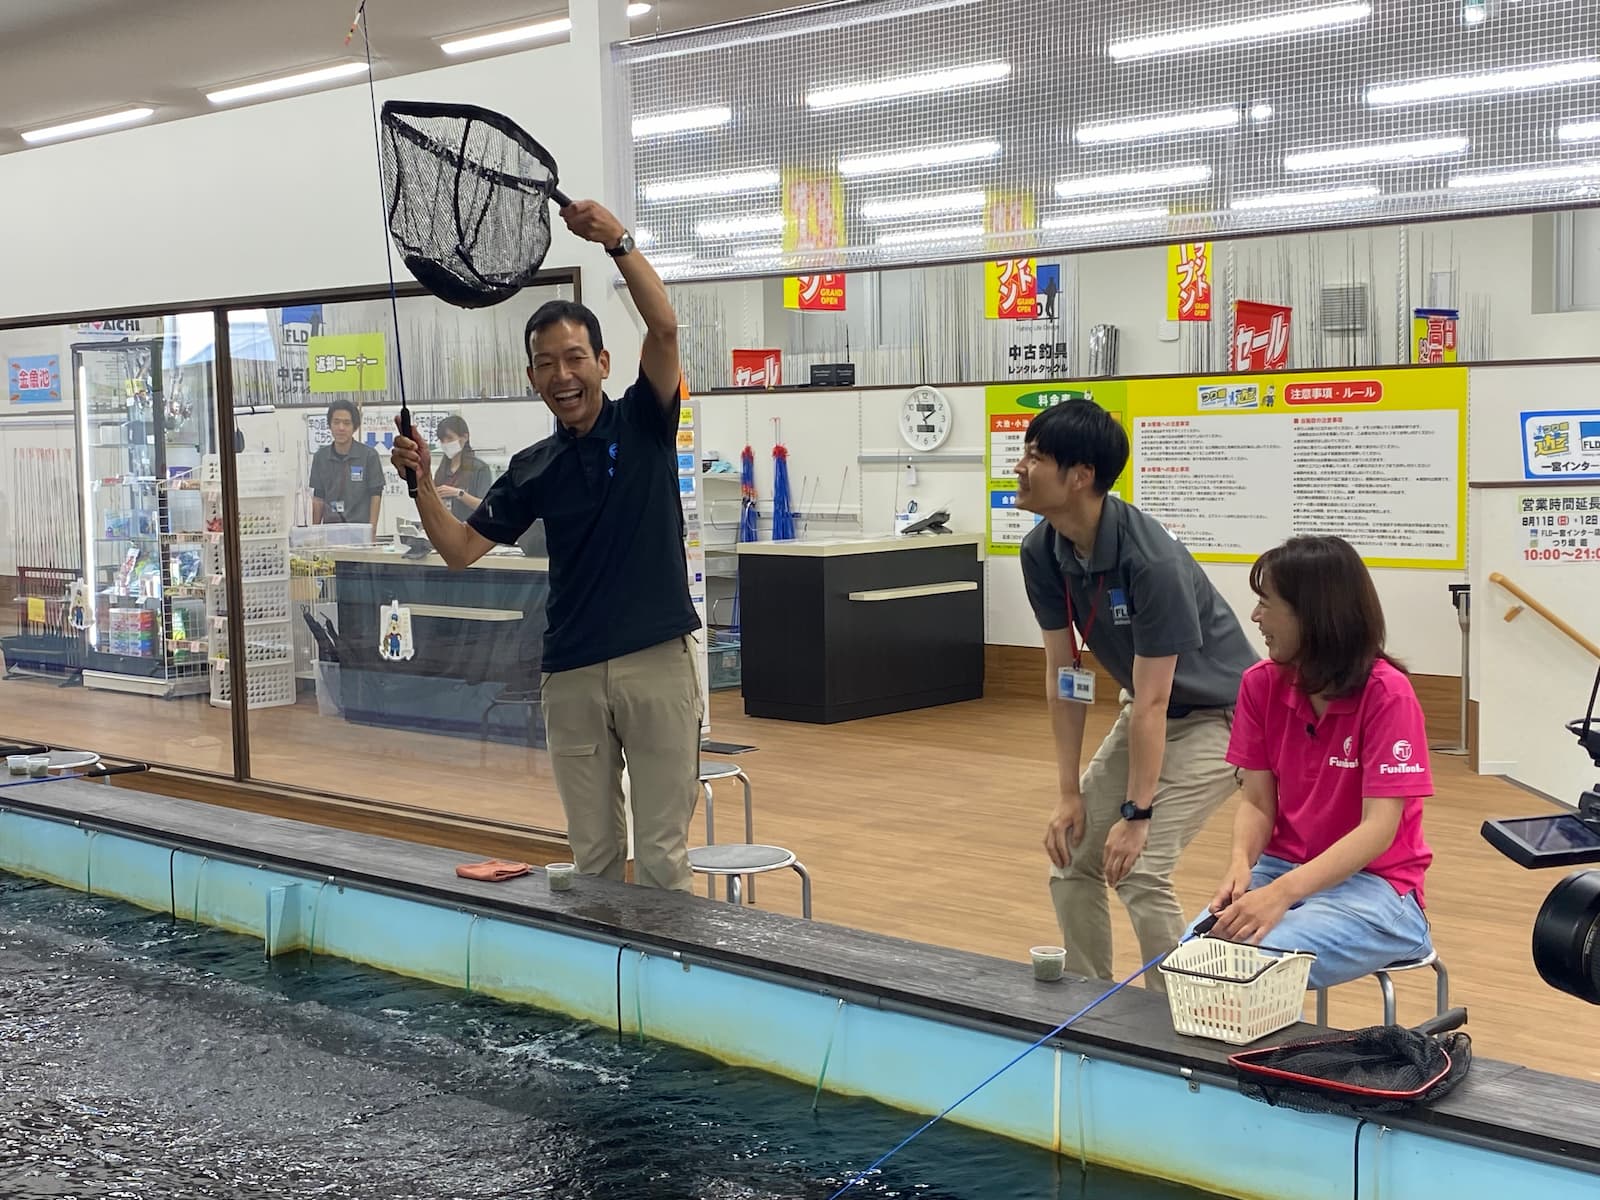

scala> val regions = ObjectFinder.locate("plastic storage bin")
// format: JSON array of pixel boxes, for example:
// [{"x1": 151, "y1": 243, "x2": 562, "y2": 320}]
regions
[
  {"x1": 708, "y1": 635, "x2": 741, "y2": 691},
  {"x1": 1158, "y1": 937, "x2": 1317, "y2": 1046}
]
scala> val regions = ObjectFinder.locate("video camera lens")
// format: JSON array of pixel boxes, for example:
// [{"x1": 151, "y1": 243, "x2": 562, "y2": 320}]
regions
[{"x1": 1532, "y1": 870, "x2": 1600, "y2": 1004}]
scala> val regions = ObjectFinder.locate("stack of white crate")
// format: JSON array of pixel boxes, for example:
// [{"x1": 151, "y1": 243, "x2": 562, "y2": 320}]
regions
[{"x1": 201, "y1": 453, "x2": 296, "y2": 710}]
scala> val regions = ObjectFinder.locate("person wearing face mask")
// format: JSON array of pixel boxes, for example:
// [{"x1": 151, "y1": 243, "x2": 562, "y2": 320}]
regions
[
  {"x1": 1195, "y1": 535, "x2": 1434, "y2": 991},
  {"x1": 388, "y1": 197, "x2": 702, "y2": 894},
  {"x1": 432, "y1": 415, "x2": 494, "y2": 522}
]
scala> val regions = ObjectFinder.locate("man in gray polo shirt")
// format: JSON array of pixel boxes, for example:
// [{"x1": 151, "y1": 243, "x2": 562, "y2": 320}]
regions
[{"x1": 1017, "y1": 399, "x2": 1257, "y2": 990}]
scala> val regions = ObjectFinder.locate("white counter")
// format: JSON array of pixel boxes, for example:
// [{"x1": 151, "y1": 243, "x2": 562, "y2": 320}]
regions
[
  {"x1": 734, "y1": 532, "x2": 984, "y2": 559},
  {"x1": 327, "y1": 546, "x2": 550, "y2": 572}
]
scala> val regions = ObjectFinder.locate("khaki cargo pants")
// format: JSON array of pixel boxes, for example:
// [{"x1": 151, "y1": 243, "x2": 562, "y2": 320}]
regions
[
  {"x1": 1049, "y1": 696, "x2": 1239, "y2": 992},
  {"x1": 541, "y1": 634, "x2": 703, "y2": 892}
]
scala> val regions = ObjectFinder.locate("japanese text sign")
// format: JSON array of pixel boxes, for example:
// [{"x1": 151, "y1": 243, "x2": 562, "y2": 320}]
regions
[
  {"x1": 985, "y1": 258, "x2": 1037, "y2": 320},
  {"x1": 783, "y1": 274, "x2": 846, "y2": 311},
  {"x1": 732, "y1": 349, "x2": 782, "y2": 389},
  {"x1": 1522, "y1": 410, "x2": 1600, "y2": 480},
  {"x1": 7, "y1": 355, "x2": 61, "y2": 405},
  {"x1": 781, "y1": 169, "x2": 844, "y2": 252},
  {"x1": 1167, "y1": 243, "x2": 1213, "y2": 322},
  {"x1": 308, "y1": 333, "x2": 387, "y2": 393},
  {"x1": 1231, "y1": 301, "x2": 1292, "y2": 371}
]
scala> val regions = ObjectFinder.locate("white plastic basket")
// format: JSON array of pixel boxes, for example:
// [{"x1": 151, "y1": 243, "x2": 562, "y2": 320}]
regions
[
  {"x1": 1158, "y1": 938, "x2": 1316, "y2": 1046},
  {"x1": 200, "y1": 453, "x2": 289, "y2": 499},
  {"x1": 209, "y1": 659, "x2": 295, "y2": 710},
  {"x1": 209, "y1": 619, "x2": 293, "y2": 666},
  {"x1": 205, "y1": 493, "x2": 288, "y2": 540},
  {"x1": 208, "y1": 579, "x2": 293, "y2": 624},
  {"x1": 205, "y1": 538, "x2": 290, "y2": 582}
]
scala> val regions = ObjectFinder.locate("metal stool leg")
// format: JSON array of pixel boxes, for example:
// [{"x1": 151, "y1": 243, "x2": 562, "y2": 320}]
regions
[
  {"x1": 1433, "y1": 960, "x2": 1450, "y2": 1016},
  {"x1": 1376, "y1": 971, "x2": 1397, "y2": 1026},
  {"x1": 737, "y1": 769, "x2": 755, "y2": 904},
  {"x1": 701, "y1": 782, "x2": 716, "y2": 899},
  {"x1": 1315, "y1": 987, "x2": 1329, "y2": 1026},
  {"x1": 729, "y1": 875, "x2": 742, "y2": 905},
  {"x1": 792, "y1": 860, "x2": 812, "y2": 919}
]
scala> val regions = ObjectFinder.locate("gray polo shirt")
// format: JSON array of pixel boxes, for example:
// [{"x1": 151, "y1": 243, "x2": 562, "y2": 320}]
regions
[
  {"x1": 310, "y1": 441, "x2": 385, "y2": 523},
  {"x1": 1020, "y1": 495, "x2": 1257, "y2": 711}
]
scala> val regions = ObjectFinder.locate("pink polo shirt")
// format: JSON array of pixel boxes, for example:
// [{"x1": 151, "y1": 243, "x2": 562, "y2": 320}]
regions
[{"x1": 1226, "y1": 658, "x2": 1434, "y2": 907}]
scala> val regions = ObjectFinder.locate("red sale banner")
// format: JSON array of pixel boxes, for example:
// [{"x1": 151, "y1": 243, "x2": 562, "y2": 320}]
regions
[
  {"x1": 1231, "y1": 301, "x2": 1292, "y2": 371},
  {"x1": 731, "y1": 349, "x2": 781, "y2": 388}
]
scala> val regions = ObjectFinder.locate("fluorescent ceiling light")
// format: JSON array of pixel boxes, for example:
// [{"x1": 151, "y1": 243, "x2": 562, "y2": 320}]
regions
[
  {"x1": 647, "y1": 252, "x2": 694, "y2": 266},
  {"x1": 838, "y1": 139, "x2": 1001, "y2": 177},
  {"x1": 696, "y1": 212, "x2": 784, "y2": 238},
  {"x1": 206, "y1": 61, "x2": 369, "y2": 105},
  {"x1": 1232, "y1": 184, "x2": 1381, "y2": 210},
  {"x1": 806, "y1": 61, "x2": 1010, "y2": 110},
  {"x1": 632, "y1": 105, "x2": 732, "y2": 138},
  {"x1": 860, "y1": 191, "x2": 986, "y2": 220},
  {"x1": 1054, "y1": 164, "x2": 1211, "y2": 198},
  {"x1": 876, "y1": 224, "x2": 985, "y2": 247},
  {"x1": 1043, "y1": 206, "x2": 1170, "y2": 229},
  {"x1": 1367, "y1": 59, "x2": 1600, "y2": 106},
  {"x1": 20, "y1": 106, "x2": 154, "y2": 143},
  {"x1": 628, "y1": 3, "x2": 652, "y2": 15},
  {"x1": 1448, "y1": 160, "x2": 1600, "y2": 189},
  {"x1": 1251, "y1": 103, "x2": 1276, "y2": 122},
  {"x1": 731, "y1": 243, "x2": 785, "y2": 259},
  {"x1": 624, "y1": 0, "x2": 981, "y2": 65},
  {"x1": 1283, "y1": 135, "x2": 1469, "y2": 171},
  {"x1": 643, "y1": 170, "x2": 779, "y2": 201},
  {"x1": 1108, "y1": 2, "x2": 1370, "y2": 61},
  {"x1": 440, "y1": 17, "x2": 570, "y2": 56},
  {"x1": 1558, "y1": 119, "x2": 1600, "y2": 142},
  {"x1": 1076, "y1": 107, "x2": 1240, "y2": 145}
]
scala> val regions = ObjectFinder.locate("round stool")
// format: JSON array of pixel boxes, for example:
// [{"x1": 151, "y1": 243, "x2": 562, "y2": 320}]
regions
[
  {"x1": 1314, "y1": 950, "x2": 1450, "y2": 1026},
  {"x1": 687, "y1": 843, "x2": 812, "y2": 918},
  {"x1": 697, "y1": 760, "x2": 755, "y2": 900}
]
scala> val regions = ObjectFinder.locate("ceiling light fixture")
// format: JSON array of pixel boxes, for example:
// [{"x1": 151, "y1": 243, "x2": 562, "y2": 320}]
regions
[
  {"x1": 1054, "y1": 164, "x2": 1211, "y2": 198},
  {"x1": 1075, "y1": 107, "x2": 1240, "y2": 145},
  {"x1": 1043, "y1": 206, "x2": 1171, "y2": 229},
  {"x1": 1231, "y1": 184, "x2": 1381, "y2": 210},
  {"x1": 20, "y1": 106, "x2": 155, "y2": 144},
  {"x1": 696, "y1": 212, "x2": 784, "y2": 238},
  {"x1": 1558, "y1": 119, "x2": 1600, "y2": 142},
  {"x1": 643, "y1": 170, "x2": 780, "y2": 201},
  {"x1": 838, "y1": 139, "x2": 1002, "y2": 177},
  {"x1": 1282, "y1": 135, "x2": 1469, "y2": 171},
  {"x1": 206, "y1": 62, "x2": 369, "y2": 106},
  {"x1": 440, "y1": 17, "x2": 571, "y2": 57},
  {"x1": 627, "y1": 3, "x2": 652, "y2": 15},
  {"x1": 1107, "y1": 2, "x2": 1371, "y2": 62},
  {"x1": 1447, "y1": 160, "x2": 1600, "y2": 189},
  {"x1": 625, "y1": 0, "x2": 981, "y2": 65},
  {"x1": 875, "y1": 223, "x2": 986, "y2": 247},
  {"x1": 632, "y1": 105, "x2": 732, "y2": 139},
  {"x1": 806, "y1": 61, "x2": 1011, "y2": 110},
  {"x1": 1251, "y1": 103, "x2": 1276, "y2": 122},
  {"x1": 860, "y1": 191, "x2": 987, "y2": 220},
  {"x1": 730, "y1": 243, "x2": 786, "y2": 259},
  {"x1": 1367, "y1": 58, "x2": 1600, "y2": 106}
]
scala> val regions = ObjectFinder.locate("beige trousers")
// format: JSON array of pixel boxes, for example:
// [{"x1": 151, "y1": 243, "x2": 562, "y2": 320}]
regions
[
  {"x1": 541, "y1": 634, "x2": 703, "y2": 892},
  {"x1": 1049, "y1": 698, "x2": 1239, "y2": 992}
]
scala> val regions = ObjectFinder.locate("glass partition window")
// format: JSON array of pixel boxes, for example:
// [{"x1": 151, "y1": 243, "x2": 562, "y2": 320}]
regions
[
  {"x1": 225, "y1": 281, "x2": 574, "y2": 832},
  {"x1": 0, "y1": 315, "x2": 228, "y2": 774}
]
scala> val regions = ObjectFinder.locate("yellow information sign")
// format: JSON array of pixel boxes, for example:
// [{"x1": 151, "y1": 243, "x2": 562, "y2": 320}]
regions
[{"x1": 308, "y1": 333, "x2": 387, "y2": 393}]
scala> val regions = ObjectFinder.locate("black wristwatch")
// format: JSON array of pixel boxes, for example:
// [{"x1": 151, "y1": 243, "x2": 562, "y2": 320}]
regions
[
  {"x1": 606, "y1": 232, "x2": 636, "y2": 258},
  {"x1": 1120, "y1": 801, "x2": 1153, "y2": 822}
]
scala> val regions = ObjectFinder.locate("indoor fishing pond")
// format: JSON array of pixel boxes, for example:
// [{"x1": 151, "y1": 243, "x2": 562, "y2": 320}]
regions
[{"x1": 0, "y1": 872, "x2": 1214, "y2": 1200}]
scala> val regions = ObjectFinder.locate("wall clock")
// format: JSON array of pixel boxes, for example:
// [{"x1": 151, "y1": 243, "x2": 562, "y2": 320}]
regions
[{"x1": 899, "y1": 385, "x2": 952, "y2": 452}]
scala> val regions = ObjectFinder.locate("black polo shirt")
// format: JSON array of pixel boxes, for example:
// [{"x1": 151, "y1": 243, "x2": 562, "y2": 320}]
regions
[
  {"x1": 310, "y1": 441, "x2": 385, "y2": 523},
  {"x1": 1020, "y1": 494, "x2": 1257, "y2": 711},
  {"x1": 467, "y1": 368, "x2": 701, "y2": 673}
]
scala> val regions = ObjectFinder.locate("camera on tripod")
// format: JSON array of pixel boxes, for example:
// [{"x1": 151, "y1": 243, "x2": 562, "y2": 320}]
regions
[{"x1": 1481, "y1": 666, "x2": 1600, "y2": 1004}]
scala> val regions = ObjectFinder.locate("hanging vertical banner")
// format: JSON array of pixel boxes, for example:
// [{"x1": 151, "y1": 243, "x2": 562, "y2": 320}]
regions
[
  {"x1": 984, "y1": 188, "x2": 1036, "y2": 254},
  {"x1": 1167, "y1": 243, "x2": 1213, "y2": 322},
  {"x1": 1412, "y1": 308, "x2": 1459, "y2": 364},
  {"x1": 782, "y1": 274, "x2": 847, "y2": 311},
  {"x1": 781, "y1": 168, "x2": 844, "y2": 252},
  {"x1": 1231, "y1": 301, "x2": 1292, "y2": 371},
  {"x1": 731, "y1": 349, "x2": 782, "y2": 388},
  {"x1": 984, "y1": 258, "x2": 1038, "y2": 319}
]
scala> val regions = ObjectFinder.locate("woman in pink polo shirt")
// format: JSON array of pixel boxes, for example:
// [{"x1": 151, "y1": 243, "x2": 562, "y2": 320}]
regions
[{"x1": 1203, "y1": 535, "x2": 1434, "y2": 989}]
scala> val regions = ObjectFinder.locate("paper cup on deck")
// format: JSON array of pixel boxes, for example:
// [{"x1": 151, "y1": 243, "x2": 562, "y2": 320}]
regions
[
  {"x1": 547, "y1": 862, "x2": 576, "y2": 891},
  {"x1": 1031, "y1": 945, "x2": 1067, "y2": 982}
]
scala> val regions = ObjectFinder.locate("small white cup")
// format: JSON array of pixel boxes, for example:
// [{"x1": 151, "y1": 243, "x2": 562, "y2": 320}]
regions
[
  {"x1": 6, "y1": 755, "x2": 28, "y2": 775},
  {"x1": 547, "y1": 862, "x2": 576, "y2": 891},
  {"x1": 1031, "y1": 945, "x2": 1067, "y2": 982},
  {"x1": 25, "y1": 756, "x2": 50, "y2": 777}
]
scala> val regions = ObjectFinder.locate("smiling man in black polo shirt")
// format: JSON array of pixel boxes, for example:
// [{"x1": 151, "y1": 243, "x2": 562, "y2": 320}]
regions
[
  {"x1": 1017, "y1": 399, "x2": 1257, "y2": 989},
  {"x1": 390, "y1": 198, "x2": 702, "y2": 892}
]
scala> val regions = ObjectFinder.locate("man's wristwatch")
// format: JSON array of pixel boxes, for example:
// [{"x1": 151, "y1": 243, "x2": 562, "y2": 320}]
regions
[
  {"x1": 1120, "y1": 801, "x2": 1153, "y2": 822},
  {"x1": 606, "y1": 232, "x2": 636, "y2": 259}
]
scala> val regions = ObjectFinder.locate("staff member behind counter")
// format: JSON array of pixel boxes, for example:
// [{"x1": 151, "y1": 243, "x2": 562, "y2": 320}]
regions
[
  {"x1": 310, "y1": 399, "x2": 385, "y2": 531},
  {"x1": 433, "y1": 415, "x2": 495, "y2": 522}
]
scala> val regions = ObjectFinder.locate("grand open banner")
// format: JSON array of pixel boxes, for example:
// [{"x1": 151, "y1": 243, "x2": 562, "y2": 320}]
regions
[{"x1": 985, "y1": 368, "x2": 1468, "y2": 569}]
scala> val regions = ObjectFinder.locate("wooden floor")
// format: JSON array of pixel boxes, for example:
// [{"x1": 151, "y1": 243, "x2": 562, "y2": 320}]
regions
[{"x1": 0, "y1": 670, "x2": 1593, "y2": 1084}]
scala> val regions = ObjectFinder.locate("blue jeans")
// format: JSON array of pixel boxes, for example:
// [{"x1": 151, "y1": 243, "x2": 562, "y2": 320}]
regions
[{"x1": 1185, "y1": 855, "x2": 1433, "y2": 991}]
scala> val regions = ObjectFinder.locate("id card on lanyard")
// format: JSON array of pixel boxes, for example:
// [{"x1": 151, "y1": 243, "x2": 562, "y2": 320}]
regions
[{"x1": 1058, "y1": 575, "x2": 1105, "y2": 704}]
